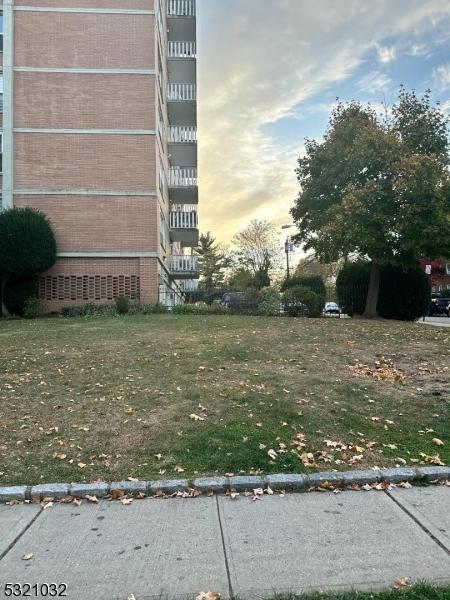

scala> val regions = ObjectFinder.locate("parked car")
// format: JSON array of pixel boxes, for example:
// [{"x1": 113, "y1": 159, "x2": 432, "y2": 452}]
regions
[
  {"x1": 324, "y1": 302, "x2": 341, "y2": 315},
  {"x1": 430, "y1": 293, "x2": 450, "y2": 316},
  {"x1": 221, "y1": 292, "x2": 258, "y2": 312}
]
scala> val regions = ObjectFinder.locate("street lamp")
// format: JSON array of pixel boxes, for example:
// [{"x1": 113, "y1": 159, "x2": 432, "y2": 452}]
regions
[{"x1": 281, "y1": 224, "x2": 295, "y2": 280}]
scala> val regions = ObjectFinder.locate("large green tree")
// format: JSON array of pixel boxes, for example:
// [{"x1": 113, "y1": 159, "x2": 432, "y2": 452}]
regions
[
  {"x1": 0, "y1": 207, "x2": 57, "y2": 316},
  {"x1": 291, "y1": 89, "x2": 450, "y2": 318},
  {"x1": 195, "y1": 232, "x2": 229, "y2": 292}
]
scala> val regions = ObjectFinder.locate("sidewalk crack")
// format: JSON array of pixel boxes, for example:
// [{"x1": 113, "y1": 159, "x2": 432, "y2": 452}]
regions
[
  {"x1": 0, "y1": 506, "x2": 44, "y2": 562},
  {"x1": 215, "y1": 495, "x2": 234, "y2": 599},
  {"x1": 385, "y1": 490, "x2": 450, "y2": 557}
]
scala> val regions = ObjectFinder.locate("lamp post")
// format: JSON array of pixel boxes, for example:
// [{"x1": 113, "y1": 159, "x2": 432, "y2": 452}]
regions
[{"x1": 281, "y1": 224, "x2": 295, "y2": 280}]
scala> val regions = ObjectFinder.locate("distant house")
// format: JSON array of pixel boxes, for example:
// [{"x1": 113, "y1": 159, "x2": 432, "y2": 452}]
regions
[{"x1": 420, "y1": 257, "x2": 450, "y2": 292}]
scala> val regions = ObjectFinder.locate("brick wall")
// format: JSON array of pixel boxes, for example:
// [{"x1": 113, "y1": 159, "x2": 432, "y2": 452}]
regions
[
  {"x1": 15, "y1": 0, "x2": 154, "y2": 8},
  {"x1": 15, "y1": 73, "x2": 156, "y2": 130},
  {"x1": 14, "y1": 196, "x2": 158, "y2": 252},
  {"x1": 15, "y1": 13, "x2": 155, "y2": 69},
  {"x1": 14, "y1": 134, "x2": 156, "y2": 191}
]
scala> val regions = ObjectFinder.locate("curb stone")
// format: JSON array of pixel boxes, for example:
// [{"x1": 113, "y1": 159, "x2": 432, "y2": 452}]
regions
[
  {"x1": 0, "y1": 468, "x2": 449, "y2": 503},
  {"x1": 31, "y1": 483, "x2": 70, "y2": 500},
  {"x1": 110, "y1": 481, "x2": 148, "y2": 495},
  {"x1": 150, "y1": 479, "x2": 188, "y2": 495},
  {"x1": 0, "y1": 486, "x2": 28, "y2": 502},
  {"x1": 70, "y1": 483, "x2": 110, "y2": 498}
]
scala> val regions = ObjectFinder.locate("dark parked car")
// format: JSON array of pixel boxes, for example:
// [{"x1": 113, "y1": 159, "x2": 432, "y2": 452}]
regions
[
  {"x1": 430, "y1": 293, "x2": 450, "y2": 316},
  {"x1": 221, "y1": 292, "x2": 258, "y2": 312}
]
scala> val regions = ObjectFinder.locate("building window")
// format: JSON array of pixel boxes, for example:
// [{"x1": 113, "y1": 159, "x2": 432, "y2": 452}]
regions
[
  {"x1": 0, "y1": 133, "x2": 3, "y2": 174},
  {"x1": 0, "y1": 14, "x2": 3, "y2": 52},
  {"x1": 0, "y1": 75, "x2": 3, "y2": 113}
]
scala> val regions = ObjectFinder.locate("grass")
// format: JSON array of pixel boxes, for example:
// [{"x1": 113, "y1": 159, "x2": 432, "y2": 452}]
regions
[
  {"x1": 0, "y1": 315, "x2": 449, "y2": 485},
  {"x1": 267, "y1": 583, "x2": 450, "y2": 599}
]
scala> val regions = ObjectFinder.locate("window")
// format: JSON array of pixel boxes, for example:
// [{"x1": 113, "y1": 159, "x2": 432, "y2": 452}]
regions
[
  {"x1": 0, "y1": 133, "x2": 3, "y2": 174},
  {"x1": 0, "y1": 75, "x2": 3, "y2": 113},
  {"x1": 0, "y1": 14, "x2": 3, "y2": 52},
  {"x1": 446, "y1": 264, "x2": 450, "y2": 276}
]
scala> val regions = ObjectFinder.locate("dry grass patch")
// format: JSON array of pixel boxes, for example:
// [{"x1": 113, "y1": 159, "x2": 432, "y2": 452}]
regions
[{"x1": 0, "y1": 315, "x2": 448, "y2": 485}]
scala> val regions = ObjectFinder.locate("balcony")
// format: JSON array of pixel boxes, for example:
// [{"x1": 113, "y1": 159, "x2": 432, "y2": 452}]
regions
[
  {"x1": 168, "y1": 126, "x2": 197, "y2": 164},
  {"x1": 179, "y1": 279, "x2": 199, "y2": 292},
  {"x1": 168, "y1": 83, "x2": 196, "y2": 102},
  {"x1": 170, "y1": 205, "x2": 198, "y2": 246},
  {"x1": 169, "y1": 167, "x2": 197, "y2": 187},
  {"x1": 168, "y1": 0, "x2": 196, "y2": 17},
  {"x1": 168, "y1": 41, "x2": 196, "y2": 59},
  {"x1": 169, "y1": 126, "x2": 197, "y2": 143},
  {"x1": 170, "y1": 255, "x2": 199, "y2": 279}
]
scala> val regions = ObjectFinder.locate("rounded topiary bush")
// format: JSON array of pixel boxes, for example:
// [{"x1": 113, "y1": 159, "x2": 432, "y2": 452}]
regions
[
  {"x1": 282, "y1": 285, "x2": 322, "y2": 317},
  {"x1": 337, "y1": 261, "x2": 431, "y2": 320},
  {"x1": 115, "y1": 296, "x2": 130, "y2": 315}
]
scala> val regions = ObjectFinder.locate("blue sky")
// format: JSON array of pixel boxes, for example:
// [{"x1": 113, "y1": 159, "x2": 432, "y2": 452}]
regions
[{"x1": 196, "y1": 0, "x2": 450, "y2": 243}]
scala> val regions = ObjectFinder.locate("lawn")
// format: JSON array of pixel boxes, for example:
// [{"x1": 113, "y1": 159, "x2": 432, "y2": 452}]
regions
[
  {"x1": 0, "y1": 315, "x2": 449, "y2": 485},
  {"x1": 270, "y1": 583, "x2": 450, "y2": 599}
]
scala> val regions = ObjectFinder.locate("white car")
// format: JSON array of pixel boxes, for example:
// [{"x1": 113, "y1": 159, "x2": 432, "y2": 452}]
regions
[{"x1": 324, "y1": 302, "x2": 341, "y2": 315}]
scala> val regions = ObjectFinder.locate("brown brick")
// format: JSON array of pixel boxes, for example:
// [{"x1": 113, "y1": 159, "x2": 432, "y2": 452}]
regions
[
  {"x1": 14, "y1": 133, "x2": 157, "y2": 191},
  {"x1": 14, "y1": 73, "x2": 156, "y2": 130},
  {"x1": 14, "y1": 196, "x2": 158, "y2": 252},
  {"x1": 15, "y1": 12, "x2": 155, "y2": 69}
]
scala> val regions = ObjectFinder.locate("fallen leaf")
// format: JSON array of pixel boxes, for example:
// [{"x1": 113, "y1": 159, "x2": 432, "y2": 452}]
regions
[
  {"x1": 196, "y1": 593, "x2": 221, "y2": 600},
  {"x1": 432, "y1": 438, "x2": 444, "y2": 446},
  {"x1": 393, "y1": 578, "x2": 410, "y2": 590},
  {"x1": 22, "y1": 553, "x2": 33, "y2": 561},
  {"x1": 267, "y1": 449, "x2": 278, "y2": 460},
  {"x1": 85, "y1": 495, "x2": 98, "y2": 503},
  {"x1": 120, "y1": 497, "x2": 133, "y2": 505}
]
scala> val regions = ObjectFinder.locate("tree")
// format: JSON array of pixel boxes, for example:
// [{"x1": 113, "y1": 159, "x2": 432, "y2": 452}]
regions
[
  {"x1": 291, "y1": 90, "x2": 450, "y2": 318},
  {"x1": 0, "y1": 207, "x2": 57, "y2": 316},
  {"x1": 227, "y1": 267, "x2": 255, "y2": 290},
  {"x1": 231, "y1": 219, "x2": 279, "y2": 289},
  {"x1": 195, "y1": 232, "x2": 229, "y2": 292}
]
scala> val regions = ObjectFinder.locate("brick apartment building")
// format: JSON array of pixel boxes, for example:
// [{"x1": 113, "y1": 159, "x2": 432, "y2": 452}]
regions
[{"x1": 0, "y1": 0, "x2": 199, "y2": 310}]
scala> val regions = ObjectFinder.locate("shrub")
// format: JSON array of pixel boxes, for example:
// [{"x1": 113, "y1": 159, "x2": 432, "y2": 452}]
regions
[
  {"x1": 282, "y1": 285, "x2": 322, "y2": 317},
  {"x1": 3, "y1": 275, "x2": 39, "y2": 316},
  {"x1": 281, "y1": 275, "x2": 326, "y2": 307},
  {"x1": 23, "y1": 297, "x2": 46, "y2": 319},
  {"x1": 378, "y1": 266, "x2": 430, "y2": 321},
  {"x1": 336, "y1": 262, "x2": 370, "y2": 317},
  {"x1": 172, "y1": 303, "x2": 228, "y2": 315},
  {"x1": 258, "y1": 287, "x2": 280, "y2": 316},
  {"x1": 128, "y1": 303, "x2": 168, "y2": 315},
  {"x1": 115, "y1": 296, "x2": 129, "y2": 315},
  {"x1": 337, "y1": 261, "x2": 431, "y2": 320},
  {"x1": 60, "y1": 304, "x2": 117, "y2": 318}
]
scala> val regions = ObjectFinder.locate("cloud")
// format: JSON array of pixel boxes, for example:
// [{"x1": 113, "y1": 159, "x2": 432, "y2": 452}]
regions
[
  {"x1": 197, "y1": 0, "x2": 450, "y2": 242},
  {"x1": 409, "y1": 43, "x2": 431, "y2": 57},
  {"x1": 377, "y1": 45, "x2": 396, "y2": 63},
  {"x1": 432, "y1": 63, "x2": 450, "y2": 90},
  {"x1": 440, "y1": 100, "x2": 450, "y2": 116},
  {"x1": 359, "y1": 71, "x2": 392, "y2": 92}
]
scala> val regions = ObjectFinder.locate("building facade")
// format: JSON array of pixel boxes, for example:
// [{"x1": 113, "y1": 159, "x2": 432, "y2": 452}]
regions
[{"x1": 0, "y1": 0, "x2": 199, "y2": 310}]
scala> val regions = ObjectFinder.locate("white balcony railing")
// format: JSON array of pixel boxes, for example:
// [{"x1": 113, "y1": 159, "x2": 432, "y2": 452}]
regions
[
  {"x1": 169, "y1": 167, "x2": 197, "y2": 187},
  {"x1": 167, "y1": 83, "x2": 196, "y2": 102},
  {"x1": 168, "y1": 41, "x2": 197, "y2": 58},
  {"x1": 168, "y1": 0, "x2": 196, "y2": 17},
  {"x1": 170, "y1": 206, "x2": 198, "y2": 229},
  {"x1": 179, "y1": 279, "x2": 199, "y2": 292},
  {"x1": 168, "y1": 126, "x2": 197, "y2": 143},
  {"x1": 170, "y1": 255, "x2": 199, "y2": 274}
]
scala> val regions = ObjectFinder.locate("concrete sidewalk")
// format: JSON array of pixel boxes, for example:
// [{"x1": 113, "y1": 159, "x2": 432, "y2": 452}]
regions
[{"x1": 1, "y1": 487, "x2": 450, "y2": 600}]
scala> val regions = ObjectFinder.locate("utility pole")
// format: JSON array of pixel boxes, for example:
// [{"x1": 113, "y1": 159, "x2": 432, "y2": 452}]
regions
[{"x1": 281, "y1": 224, "x2": 295, "y2": 281}]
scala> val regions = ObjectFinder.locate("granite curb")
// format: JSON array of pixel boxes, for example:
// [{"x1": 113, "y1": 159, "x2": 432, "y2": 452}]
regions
[{"x1": 1, "y1": 466, "x2": 449, "y2": 503}]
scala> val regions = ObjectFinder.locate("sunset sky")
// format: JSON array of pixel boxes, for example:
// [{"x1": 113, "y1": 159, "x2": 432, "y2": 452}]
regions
[{"x1": 196, "y1": 0, "x2": 450, "y2": 246}]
